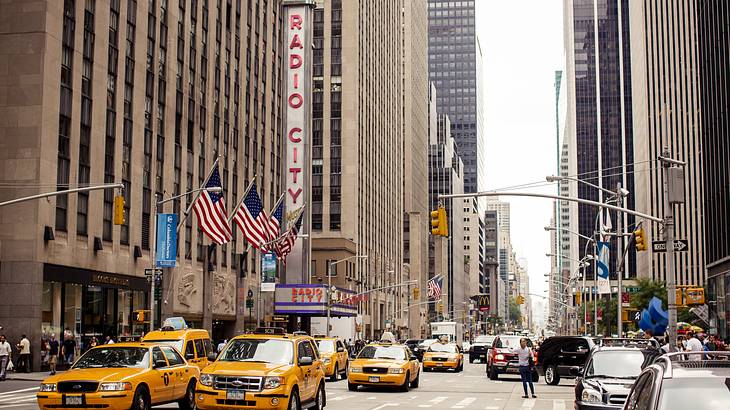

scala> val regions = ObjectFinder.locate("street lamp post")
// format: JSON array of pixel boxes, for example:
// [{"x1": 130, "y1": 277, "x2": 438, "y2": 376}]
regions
[
  {"x1": 327, "y1": 255, "x2": 368, "y2": 337},
  {"x1": 151, "y1": 186, "x2": 222, "y2": 331}
]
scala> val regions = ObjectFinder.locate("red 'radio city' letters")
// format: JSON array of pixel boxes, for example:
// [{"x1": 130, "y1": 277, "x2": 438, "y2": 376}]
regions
[{"x1": 287, "y1": 13, "x2": 304, "y2": 205}]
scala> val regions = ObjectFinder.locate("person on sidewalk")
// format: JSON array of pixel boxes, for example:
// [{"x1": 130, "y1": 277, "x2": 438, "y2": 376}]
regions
[
  {"x1": 0, "y1": 335, "x2": 12, "y2": 381},
  {"x1": 48, "y1": 334, "x2": 59, "y2": 375},
  {"x1": 61, "y1": 335, "x2": 76, "y2": 368},
  {"x1": 516, "y1": 338, "x2": 536, "y2": 399},
  {"x1": 16, "y1": 335, "x2": 30, "y2": 373}
]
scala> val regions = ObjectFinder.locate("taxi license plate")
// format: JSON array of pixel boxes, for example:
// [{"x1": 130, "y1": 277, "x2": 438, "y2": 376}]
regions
[
  {"x1": 64, "y1": 395, "x2": 83, "y2": 406},
  {"x1": 437, "y1": 363, "x2": 444, "y2": 367},
  {"x1": 368, "y1": 376, "x2": 380, "y2": 383},
  {"x1": 226, "y1": 390, "x2": 246, "y2": 400}
]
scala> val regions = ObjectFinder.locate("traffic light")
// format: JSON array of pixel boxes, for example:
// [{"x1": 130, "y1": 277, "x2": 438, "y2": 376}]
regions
[
  {"x1": 413, "y1": 287, "x2": 420, "y2": 299},
  {"x1": 685, "y1": 287, "x2": 705, "y2": 305},
  {"x1": 676, "y1": 288, "x2": 685, "y2": 307},
  {"x1": 133, "y1": 310, "x2": 150, "y2": 323},
  {"x1": 516, "y1": 295, "x2": 525, "y2": 305},
  {"x1": 634, "y1": 228, "x2": 647, "y2": 251},
  {"x1": 430, "y1": 206, "x2": 448, "y2": 237},
  {"x1": 575, "y1": 290, "x2": 582, "y2": 306},
  {"x1": 113, "y1": 195, "x2": 126, "y2": 225},
  {"x1": 436, "y1": 302, "x2": 444, "y2": 313}
]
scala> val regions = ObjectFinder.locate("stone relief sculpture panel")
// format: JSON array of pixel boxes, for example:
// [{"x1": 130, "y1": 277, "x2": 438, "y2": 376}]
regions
[
  {"x1": 212, "y1": 271, "x2": 235, "y2": 315},
  {"x1": 175, "y1": 271, "x2": 202, "y2": 313}
]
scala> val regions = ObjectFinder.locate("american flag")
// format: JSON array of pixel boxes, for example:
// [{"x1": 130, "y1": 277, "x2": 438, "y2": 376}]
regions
[
  {"x1": 192, "y1": 168, "x2": 231, "y2": 245},
  {"x1": 267, "y1": 196, "x2": 284, "y2": 242},
  {"x1": 427, "y1": 276, "x2": 443, "y2": 300},
  {"x1": 276, "y1": 208, "x2": 305, "y2": 261},
  {"x1": 233, "y1": 183, "x2": 270, "y2": 252}
]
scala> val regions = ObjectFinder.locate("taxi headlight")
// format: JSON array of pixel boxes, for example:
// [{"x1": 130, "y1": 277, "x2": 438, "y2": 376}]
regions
[
  {"x1": 388, "y1": 368, "x2": 404, "y2": 374},
  {"x1": 581, "y1": 389, "x2": 602, "y2": 403},
  {"x1": 449, "y1": 355, "x2": 459, "y2": 361},
  {"x1": 349, "y1": 366, "x2": 362, "y2": 373},
  {"x1": 264, "y1": 377, "x2": 285, "y2": 389},
  {"x1": 39, "y1": 383, "x2": 57, "y2": 392},
  {"x1": 199, "y1": 373, "x2": 214, "y2": 387},
  {"x1": 99, "y1": 382, "x2": 133, "y2": 391}
]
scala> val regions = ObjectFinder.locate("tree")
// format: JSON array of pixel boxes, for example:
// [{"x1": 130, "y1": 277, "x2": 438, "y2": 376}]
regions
[
  {"x1": 629, "y1": 278, "x2": 667, "y2": 311},
  {"x1": 509, "y1": 297, "x2": 522, "y2": 324}
]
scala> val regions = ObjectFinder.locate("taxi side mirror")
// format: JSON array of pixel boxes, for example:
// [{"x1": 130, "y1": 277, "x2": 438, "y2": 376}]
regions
[
  {"x1": 185, "y1": 353, "x2": 195, "y2": 360},
  {"x1": 154, "y1": 359, "x2": 168, "y2": 369},
  {"x1": 337, "y1": 347, "x2": 345, "y2": 353},
  {"x1": 299, "y1": 356, "x2": 314, "y2": 366},
  {"x1": 207, "y1": 352, "x2": 218, "y2": 362},
  {"x1": 569, "y1": 366, "x2": 584, "y2": 377}
]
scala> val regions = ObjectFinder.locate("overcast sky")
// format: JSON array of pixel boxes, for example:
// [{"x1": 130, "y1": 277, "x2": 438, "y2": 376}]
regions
[{"x1": 476, "y1": 0, "x2": 565, "y2": 325}]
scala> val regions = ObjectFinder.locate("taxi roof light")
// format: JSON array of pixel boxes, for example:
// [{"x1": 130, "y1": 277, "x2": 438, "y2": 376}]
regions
[{"x1": 254, "y1": 327, "x2": 287, "y2": 335}]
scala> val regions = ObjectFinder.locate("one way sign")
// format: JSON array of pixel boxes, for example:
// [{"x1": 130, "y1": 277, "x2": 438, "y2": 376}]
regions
[{"x1": 652, "y1": 240, "x2": 689, "y2": 253}]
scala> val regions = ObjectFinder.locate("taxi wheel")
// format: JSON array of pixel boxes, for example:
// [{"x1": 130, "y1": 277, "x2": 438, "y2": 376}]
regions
[
  {"x1": 330, "y1": 364, "x2": 339, "y2": 382},
  {"x1": 410, "y1": 370, "x2": 420, "y2": 388},
  {"x1": 313, "y1": 383, "x2": 326, "y2": 410},
  {"x1": 177, "y1": 380, "x2": 196, "y2": 410},
  {"x1": 131, "y1": 386, "x2": 150, "y2": 410},
  {"x1": 399, "y1": 372, "x2": 410, "y2": 392},
  {"x1": 287, "y1": 388, "x2": 300, "y2": 410},
  {"x1": 347, "y1": 381, "x2": 358, "y2": 391}
]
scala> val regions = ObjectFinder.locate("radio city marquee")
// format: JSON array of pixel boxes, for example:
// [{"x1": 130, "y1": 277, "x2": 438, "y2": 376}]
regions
[{"x1": 282, "y1": 0, "x2": 314, "y2": 284}]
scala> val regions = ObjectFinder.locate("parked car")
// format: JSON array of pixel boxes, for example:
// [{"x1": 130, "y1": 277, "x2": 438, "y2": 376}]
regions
[
  {"x1": 486, "y1": 335, "x2": 538, "y2": 381},
  {"x1": 622, "y1": 351, "x2": 730, "y2": 410},
  {"x1": 469, "y1": 334, "x2": 495, "y2": 363},
  {"x1": 537, "y1": 336, "x2": 596, "y2": 385},
  {"x1": 574, "y1": 343, "x2": 661, "y2": 409}
]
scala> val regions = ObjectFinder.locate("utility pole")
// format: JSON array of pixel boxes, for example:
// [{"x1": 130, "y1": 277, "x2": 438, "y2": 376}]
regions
[
  {"x1": 616, "y1": 182, "x2": 624, "y2": 337},
  {"x1": 660, "y1": 149, "x2": 685, "y2": 352},
  {"x1": 593, "y1": 240, "x2": 598, "y2": 336}
]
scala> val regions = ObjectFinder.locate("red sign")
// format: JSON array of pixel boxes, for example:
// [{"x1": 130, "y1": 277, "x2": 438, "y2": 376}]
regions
[{"x1": 290, "y1": 287, "x2": 324, "y2": 303}]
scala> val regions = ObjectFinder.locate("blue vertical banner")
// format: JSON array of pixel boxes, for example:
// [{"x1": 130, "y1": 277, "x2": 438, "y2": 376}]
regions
[
  {"x1": 156, "y1": 213, "x2": 178, "y2": 268},
  {"x1": 596, "y1": 241, "x2": 610, "y2": 294}
]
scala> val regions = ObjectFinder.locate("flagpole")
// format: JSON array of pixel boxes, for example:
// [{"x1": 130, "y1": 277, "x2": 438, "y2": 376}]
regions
[
  {"x1": 227, "y1": 175, "x2": 257, "y2": 224},
  {"x1": 177, "y1": 155, "x2": 221, "y2": 232}
]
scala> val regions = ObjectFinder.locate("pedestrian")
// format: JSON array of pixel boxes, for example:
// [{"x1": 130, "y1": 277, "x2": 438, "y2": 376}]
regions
[
  {"x1": 105, "y1": 335, "x2": 115, "y2": 345},
  {"x1": 217, "y1": 339, "x2": 227, "y2": 353},
  {"x1": 16, "y1": 334, "x2": 30, "y2": 373},
  {"x1": 0, "y1": 335, "x2": 12, "y2": 381},
  {"x1": 48, "y1": 334, "x2": 59, "y2": 375},
  {"x1": 62, "y1": 335, "x2": 76, "y2": 367},
  {"x1": 516, "y1": 338, "x2": 536, "y2": 399},
  {"x1": 684, "y1": 331, "x2": 703, "y2": 361},
  {"x1": 88, "y1": 337, "x2": 98, "y2": 350}
]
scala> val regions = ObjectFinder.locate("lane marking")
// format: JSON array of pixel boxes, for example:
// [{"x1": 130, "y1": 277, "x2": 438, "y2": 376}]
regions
[
  {"x1": 370, "y1": 404, "x2": 398, "y2": 410},
  {"x1": 366, "y1": 396, "x2": 377, "y2": 400},
  {"x1": 418, "y1": 396, "x2": 448, "y2": 408},
  {"x1": 484, "y1": 407, "x2": 500, "y2": 410},
  {"x1": 553, "y1": 399, "x2": 566, "y2": 410},
  {"x1": 521, "y1": 399, "x2": 536, "y2": 408},
  {"x1": 0, "y1": 394, "x2": 39, "y2": 403},
  {"x1": 451, "y1": 397, "x2": 477, "y2": 408},
  {"x1": 329, "y1": 394, "x2": 354, "y2": 401},
  {"x1": 0, "y1": 388, "x2": 39, "y2": 396}
]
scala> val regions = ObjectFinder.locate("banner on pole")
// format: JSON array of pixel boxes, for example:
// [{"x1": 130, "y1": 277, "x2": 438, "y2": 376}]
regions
[
  {"x1": 261, "y1": 253, "x2": 277, "y2": 292},
  {"x1": 156, "y1": 214, "x2": 178, "y2": 268},
  {"x1": 597, "y1": 241, "x2": 610, "y2": 294}
]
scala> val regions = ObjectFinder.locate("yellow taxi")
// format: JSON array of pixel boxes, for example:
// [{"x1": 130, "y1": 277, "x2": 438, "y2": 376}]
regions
[
  {"x1": 36, "y1": 342, "x2": 200, "y2": 410},
  {"x1": 314, "y1": 336, "x2": 349, "y2": 381},
  {"x1": 196, "y1": 327, "x2": 326, "y2": 410},
  {"x1": 347, "y1": 342, "x2": 420, "y2": 392},
  {"x1": 142, "y1": 327, "x2": 213, "y2": 370},
  {"x1": 422, "y1": 341, "x2": 464, "y2": 372}
]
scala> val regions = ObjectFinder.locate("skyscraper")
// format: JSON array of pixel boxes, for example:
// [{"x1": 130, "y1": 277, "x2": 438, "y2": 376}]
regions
[{"x1": 427, "y1": 0, "x2": 485, "y2": 196}]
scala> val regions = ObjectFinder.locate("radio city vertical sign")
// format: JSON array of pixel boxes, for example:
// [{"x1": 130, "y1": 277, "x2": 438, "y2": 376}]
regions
[{"x1": 282, "y1": 0, "x2": 314, "y2": 284}]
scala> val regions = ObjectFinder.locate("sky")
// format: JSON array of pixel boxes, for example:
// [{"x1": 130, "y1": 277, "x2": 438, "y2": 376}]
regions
[{"x1": 476, "y1": 0, "x2": 566, "y2": 325}]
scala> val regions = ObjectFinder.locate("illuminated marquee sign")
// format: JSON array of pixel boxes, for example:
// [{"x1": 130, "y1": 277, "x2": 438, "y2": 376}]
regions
[
  {"x1": 274, "y1": 284, "x2": 356, "y2": 316},
  {"x1": 282, "y1": 0, "x2": 314, "y2": 283}
]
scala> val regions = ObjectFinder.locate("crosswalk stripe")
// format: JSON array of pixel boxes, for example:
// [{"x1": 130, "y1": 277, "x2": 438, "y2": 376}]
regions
[
  {"x1": 418, "y1": 396, "x2": 447, "y2": 408},
  {"x1": 451, "y1": 397, "x2": 476, "y2": 408},
  {"x1": 553, "y1": 399, "x2": 566, "y2": 410},
  {"x1": 484, "y1": 407, "x2": 500, "y2": 410},
  {"x1": 0, "y1": 394, "x2": 38, "y2": 403},
  {"x1": 0, "y1": 387, "x2": 38, "y2": 397},
  {"x1": 521, "y1": 398, "x2": 536, "y2": 408},
  {"x1": 329, "y1": 394, "x2": 354, "y2": 401}
]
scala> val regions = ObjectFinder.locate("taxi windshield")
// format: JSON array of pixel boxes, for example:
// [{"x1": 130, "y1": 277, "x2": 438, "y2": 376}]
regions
[
  {"x1": 142, "y1": 339, "x2": 184, "y2": 354},
  {"x1": 219, "y1": 339, "x2": 294, "y2": 365},
  {"x1": 358, "y1": 345, "x2": 407, "y2": 360},
  {"x1": 73, "y1": 347, "x2": 150, "y2": 369},
  {"x1": 317, "y1": 340, "x2": 335, "y2": 353},
  {"x1": 429, "y1": 343, "x2": 457, "y2": 353}
]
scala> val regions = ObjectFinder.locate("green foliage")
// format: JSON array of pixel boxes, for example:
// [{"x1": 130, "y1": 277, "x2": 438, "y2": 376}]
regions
[{"x1": 629, "y1": 278, "x2": 667, "y2": 311}]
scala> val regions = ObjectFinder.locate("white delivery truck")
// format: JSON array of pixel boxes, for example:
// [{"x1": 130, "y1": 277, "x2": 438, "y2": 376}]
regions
[{"x1": 430, "y1": 321, "x2": 463, "y2": 345}]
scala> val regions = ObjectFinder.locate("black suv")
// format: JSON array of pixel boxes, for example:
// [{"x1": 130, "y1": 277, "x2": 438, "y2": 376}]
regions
[
  {"x1": 468, "y1": 334, "x2": 495, "y2": 363},
  {"x1": 404, "y1": 339, "x2": 423, "y2": 359},
  {"x1": 537, "y1": 336, "x2": 595, "y2": 385},
  {"x1": 574, "y1": 341, "x2": 661, "y2": 409},
  {"x1": 623, "y1": 351, "x2": 730, "y2": 410}
]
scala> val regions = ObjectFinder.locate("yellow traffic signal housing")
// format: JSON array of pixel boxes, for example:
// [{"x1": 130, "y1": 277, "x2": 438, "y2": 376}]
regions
[
  {"x1": 575, "y1": 290, "x2": 582, "y2": 306},
  {"x1": 634, "y1": 228, "x2": 647, "y2": 251},
  {"x1": 676, "y1": 288, "x2": 685, "y2": 307},
  {"x1": 113, "y1": 195, "x2": 126, "y2": 225},
  {"x1": 516, "y1": 295, "x2": 525, "y2": 305},
  {"x1": 436, "y1": 302, "x2": 444, "y2": 313},
  {"x1": 685, "y1": 287, "x2": 705, "y2": 305},
  {"x1": 430, "y1": 206, "x2": 449, "y2": 237},
  {"x1": 413, "y1": 287, "x2": 420, "y2": 299},
  {"x1": 133, "y1": 309, "x2": 150, "y2": 323},
  {"x1": 621, "y1": 310, "x2": 629, "y2": 322}
]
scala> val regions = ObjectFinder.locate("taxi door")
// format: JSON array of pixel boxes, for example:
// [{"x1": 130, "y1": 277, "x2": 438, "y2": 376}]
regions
[
  {"x1": 407, "y1": 348, "x2": 419, "y2": 382},
  {"x1": 297, "y1": 340, "x2": 316, "y2": 400},
  {"x1": 160, "y1": 346, "x2": 193, "y2": 399},
  {"x1": 336, "y1": 340, "x2": 348, "y2": 371},
  {"x1": 149, "y1": 347, "x2": 175, "y2": 403}
]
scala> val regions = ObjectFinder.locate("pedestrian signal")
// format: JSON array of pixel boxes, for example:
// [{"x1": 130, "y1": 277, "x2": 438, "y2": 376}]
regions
[
  {"x1": 634, "y1": 228, "x2": 647, "y2": 251},
  {"x1": 133, "y1": 310, "x2": 150, "y2": 323},
  {"x1": 114, "y1": 195, "x2": 126, "y2": 225},
  {"x1": 430, "y1": 206, "x2": 448, "y2": 237}
]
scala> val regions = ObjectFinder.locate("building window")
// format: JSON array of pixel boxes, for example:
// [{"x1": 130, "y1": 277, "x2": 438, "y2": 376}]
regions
[{"x1": 56, "y1": 0, "x2": 76, "y2": 232}]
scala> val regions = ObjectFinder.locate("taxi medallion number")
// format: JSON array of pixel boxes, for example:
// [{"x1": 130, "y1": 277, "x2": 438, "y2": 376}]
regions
[
  {"x1": 64, "y1": 396, "x2": 83, "y2": 406},
  {"x1": 227, "y1": 390, "x2": 246, "y2": 400},
  {"x1": 368, "y1": 376, "x2": 379, "y2": 383}
]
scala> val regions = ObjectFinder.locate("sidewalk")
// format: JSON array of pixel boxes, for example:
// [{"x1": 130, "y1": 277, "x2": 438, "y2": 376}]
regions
[{"x1": 6, "y1": 371, "x2": 64, "y2": 382}]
